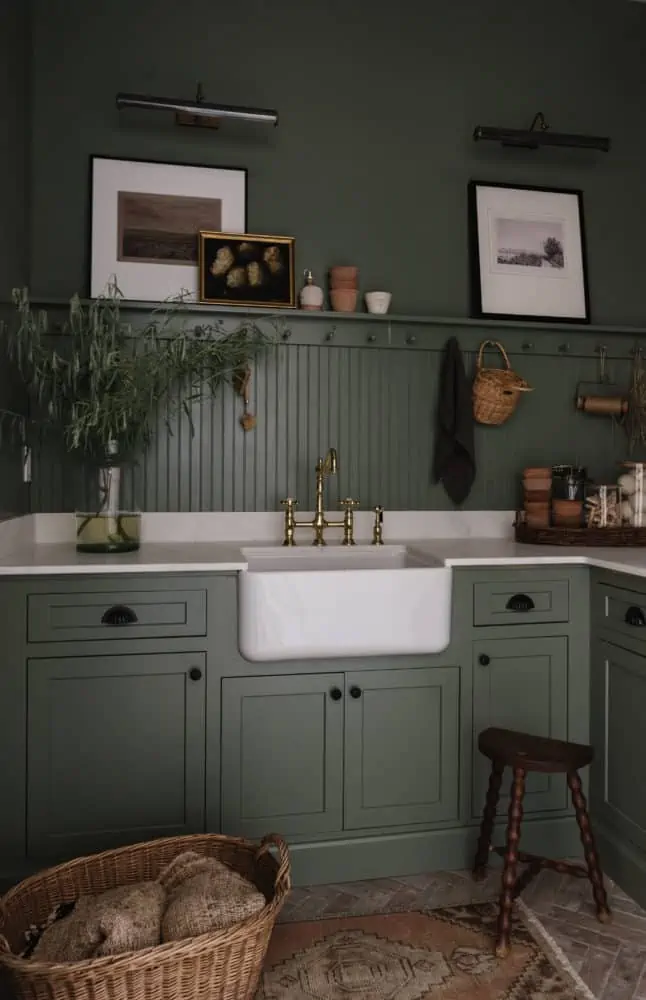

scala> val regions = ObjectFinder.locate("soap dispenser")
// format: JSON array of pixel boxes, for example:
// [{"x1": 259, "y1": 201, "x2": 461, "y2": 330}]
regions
[{"x1": 299, "y1": 269, "x2": 324, "y2": 311}]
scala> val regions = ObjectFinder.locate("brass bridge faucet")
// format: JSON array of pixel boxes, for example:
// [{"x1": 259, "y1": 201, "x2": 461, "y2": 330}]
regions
[{"x1": 281, "y1": 448, "x2": 359, "y2": 546}]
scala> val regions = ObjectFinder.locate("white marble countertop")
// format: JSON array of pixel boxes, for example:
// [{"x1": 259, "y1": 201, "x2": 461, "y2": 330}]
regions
[
  {"x1": 1, "y1": 511, "x2": 646, "y2": 577},
  {"x1": 2, "y1": 533, "x2": 646, "y2": 577}
]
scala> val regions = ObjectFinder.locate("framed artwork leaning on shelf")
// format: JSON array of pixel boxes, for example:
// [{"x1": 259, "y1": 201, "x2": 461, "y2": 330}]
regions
[{"x1": 469, "y1": 180, "x2": 590, "y2": 324}]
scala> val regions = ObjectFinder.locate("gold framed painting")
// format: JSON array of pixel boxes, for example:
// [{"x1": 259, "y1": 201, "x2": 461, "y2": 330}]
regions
[{"x1": 198, "y1": 231, "x2": 296, "y2": 308}]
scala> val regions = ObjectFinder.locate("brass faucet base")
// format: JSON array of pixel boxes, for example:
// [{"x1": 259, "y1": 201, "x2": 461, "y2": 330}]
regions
[{"x1": 280, "y1": 448, "x2": 361, "y2": 546}]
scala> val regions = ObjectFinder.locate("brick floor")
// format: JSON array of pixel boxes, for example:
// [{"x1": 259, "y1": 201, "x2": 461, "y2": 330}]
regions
[{"x1": 279, "y1": 867, "x2": 646, "y2": 999}]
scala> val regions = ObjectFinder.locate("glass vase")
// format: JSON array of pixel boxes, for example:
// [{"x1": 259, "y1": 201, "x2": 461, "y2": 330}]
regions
[{"x1": 76, "y1": 461, "x2": 141, "y2": 553}]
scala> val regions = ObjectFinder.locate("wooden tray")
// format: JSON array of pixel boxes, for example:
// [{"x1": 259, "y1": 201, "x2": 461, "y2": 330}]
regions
[{"x1": 515, "y1": 519, "x2": 646, "y2": 547}]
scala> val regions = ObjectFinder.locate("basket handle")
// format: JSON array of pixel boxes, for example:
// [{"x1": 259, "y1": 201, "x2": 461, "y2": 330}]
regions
[
  {"x1": 256, "y1": 833, "x2": 291, "y2": 895},
  {"x1": 0, "y1": 932, "x2": 10, "y2": 955},
  {"x1": 477, "y1": 340, "x2": 511, "y2": 372}
]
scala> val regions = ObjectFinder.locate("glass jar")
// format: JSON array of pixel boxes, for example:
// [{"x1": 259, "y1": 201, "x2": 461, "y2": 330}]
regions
[
  {"x1": 619, "y1": 462, "x2": 646, "y2": 527},
  {"x1": 552, "y1": 465, "x2": 587, "y2": 501},
  {"x1": 584, "y1": 484, "x2": 621, "y2": 528}
]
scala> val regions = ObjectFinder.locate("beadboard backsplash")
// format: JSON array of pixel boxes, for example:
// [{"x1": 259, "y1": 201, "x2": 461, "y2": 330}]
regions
[{"x1": 27, "y1": 313, "x2": 635, "y2": 513}]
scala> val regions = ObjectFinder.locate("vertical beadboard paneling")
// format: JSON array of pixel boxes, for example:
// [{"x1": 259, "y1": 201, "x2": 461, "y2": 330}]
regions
[{"x1": 28, "y1": 324, "x2": 637, "y2": 513}]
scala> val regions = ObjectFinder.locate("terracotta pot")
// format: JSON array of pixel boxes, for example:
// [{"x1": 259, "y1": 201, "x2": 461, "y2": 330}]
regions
[
  {"x1": 329, "y1": 266, "x2": 358, "y2": 282},
  {"x1": 526, "y1": 513, "x2": 551, "y2": 528},
  {"x1": 552, "y1": 499, "x2": 582, "y2": 516},
  {"x1": 524, "y1": 467, "x2": 552, "y2": 479},
  {"x1": 329, "y1": 277, "x2": 358, "y2": 290},
  {"x1": 523, "y1": 477, "x2": 552, "y2": 492},
  {"x1": 524, "y1": 489, "x2": 550, "y2": 504},
  {"x1": 524, "y1": 501, "x2": 550, "y2": 516},
  {"x1": 330, "y1": 288, "x2": 358, "y2": 312}
]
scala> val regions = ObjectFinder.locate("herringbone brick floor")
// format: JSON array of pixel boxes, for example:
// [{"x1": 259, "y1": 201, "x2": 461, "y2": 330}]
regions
[{"x1": 279, "y1": 867, "x2": 646, "y2": 999}]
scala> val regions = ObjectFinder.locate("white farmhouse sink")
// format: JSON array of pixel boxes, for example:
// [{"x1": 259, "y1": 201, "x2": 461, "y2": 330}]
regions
[{"x1": 238, "y1": 545, "x2": 452, "y2": 661}]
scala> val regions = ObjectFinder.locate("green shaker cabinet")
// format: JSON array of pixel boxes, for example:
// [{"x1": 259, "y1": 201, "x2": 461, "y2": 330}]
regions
[
  {"x1": 27, "y1": 652, "x2": 206, "y2": 858},
  {"x1": 591, "y1": 640, "x2": 646, "y2": 855},
  {"x1": 221, "y1": 665, "x2": 460, "y2": 838},
  {"x1": 221, "y1": 673, "x2": 345, "y2": 839},
  {"x1": 344, "y1": 666, "x2": 460, "y2": 829},
  {"x1": 472, "y1": 636, "x2": 569, "y2": 815},
  {"x1": 0, "y1": 567, "x2": 590, "y2": 888}
]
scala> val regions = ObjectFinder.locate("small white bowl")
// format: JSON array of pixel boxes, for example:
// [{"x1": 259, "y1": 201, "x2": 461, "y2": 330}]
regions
[{"x1": 365, "y1": 291, "x2": 392, "y2": 315}]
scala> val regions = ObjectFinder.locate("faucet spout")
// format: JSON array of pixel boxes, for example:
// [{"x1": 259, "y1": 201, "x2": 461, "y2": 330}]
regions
[{"x1": 317, "y1": 448, "x2": 337, "y2": 477}]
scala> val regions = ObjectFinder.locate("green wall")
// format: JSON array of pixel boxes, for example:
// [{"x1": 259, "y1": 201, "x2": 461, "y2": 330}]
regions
[
  {"x1": 11, "y1": 0, "x2": 646, "y2": 512},
  {"x1": 27, "y1": 313, "x2": 637, "y2": 513},
  {"x1": 28, "y1": 0, "x2": 646, "y2": 323},
  {"x1": 0, "y1": 0, "x2": 29, "y2": 516}
]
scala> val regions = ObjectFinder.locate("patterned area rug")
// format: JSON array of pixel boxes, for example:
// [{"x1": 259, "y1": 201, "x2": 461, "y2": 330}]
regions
[{"x1": 258, "y1": 900, "x2": 594, "y2": 999}]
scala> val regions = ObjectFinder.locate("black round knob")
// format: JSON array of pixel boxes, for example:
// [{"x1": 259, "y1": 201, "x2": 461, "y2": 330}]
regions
[
  {"x1": 350, "y1": 686, "x2": 362, "y2": 699},
  {"x1": 189, "y1": 667, "x2": 202, "y2": 681},
  {"x1": 478, "y1": 654, "x2": 490, "y2": 667},
  {"x1": 330, "y1": 687, "x2": 342, "y2": 701}
]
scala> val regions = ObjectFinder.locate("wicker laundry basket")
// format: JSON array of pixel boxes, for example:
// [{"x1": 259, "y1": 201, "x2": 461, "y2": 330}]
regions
[
  {"x1": 473, "y1": 339, "x2": 533, "y2": 425},
  {"x1": 0, "y1": 832, "x2": 290, "y2": 1000}
]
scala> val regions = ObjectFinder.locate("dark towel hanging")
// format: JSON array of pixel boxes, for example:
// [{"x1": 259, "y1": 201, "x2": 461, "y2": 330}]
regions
[{"x1": 433, "y1": 336, "x2": 476, "y2": 504}]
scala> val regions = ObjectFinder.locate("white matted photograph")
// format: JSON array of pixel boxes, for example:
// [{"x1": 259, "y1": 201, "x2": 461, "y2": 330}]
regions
[
  {"x1": 90, "y1": 157, "x2": 247, "y2": 301},
  {"x1": 469, "y1": 181, "x2": 589, "y2": 322}
]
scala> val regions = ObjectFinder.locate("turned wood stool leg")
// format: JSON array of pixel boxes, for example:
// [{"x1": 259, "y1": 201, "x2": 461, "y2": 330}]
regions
[
  {"x1": 495, "y1": 767, "x2": 525, "y2": 959},
  {"x1": 473, "y1": 760, "x2": 504, "y2": 880},
  {"x1": 567, "y1": 770, "x2": 611, "y2": 923}
]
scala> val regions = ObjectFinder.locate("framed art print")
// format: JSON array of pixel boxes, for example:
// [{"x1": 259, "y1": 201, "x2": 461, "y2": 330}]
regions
[
  {"x1": 199, "y1": 231, "x2": 295, "y2": 308},
  {"x1": 90, "y1": 156, "x2": 247, "y2": 301},
  {"x1": 469, "y1": 181, "x2": 590, "y2": 323}
]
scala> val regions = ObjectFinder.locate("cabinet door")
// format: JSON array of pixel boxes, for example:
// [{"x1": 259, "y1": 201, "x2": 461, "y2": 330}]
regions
[
  {"x1": 27, "y1": 653, "x2": 206, "y2": 858},
  {"x1": 344, "y1": 666, "x2": 460, "y2": 830},
  {"x1": 591, "y1": 641, "x2": 646, "y2": 854},
  {"x1": 221, "y1": 673, "x2": 344, "y2": 838},
  {"x1": 472, "y1": 637, "x2": 569, "y2": 816}
]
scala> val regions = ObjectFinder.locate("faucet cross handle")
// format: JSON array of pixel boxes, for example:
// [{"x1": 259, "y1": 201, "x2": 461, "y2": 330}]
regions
[
  {"x1": 339, "y1": 498, "x2": 359, "y2": 547},
  {"x1": 280, "y1": 497, "x2": 298, "y2": 547}
]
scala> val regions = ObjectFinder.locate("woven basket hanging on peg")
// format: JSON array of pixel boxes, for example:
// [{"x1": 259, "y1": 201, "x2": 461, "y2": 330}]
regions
[{"x1": 472, "y1": 340, "x2": 533, "y2": 426}]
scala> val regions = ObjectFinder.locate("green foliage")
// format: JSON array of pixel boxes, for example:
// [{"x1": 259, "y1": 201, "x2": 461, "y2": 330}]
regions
[{"x1": 1, "y1": 286, "x2": 274, "y2": 461}]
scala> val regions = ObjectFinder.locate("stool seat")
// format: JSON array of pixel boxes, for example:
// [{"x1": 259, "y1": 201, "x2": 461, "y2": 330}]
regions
[{"x1": 478, "y1": 727, "x2": 593, "y2": 774}]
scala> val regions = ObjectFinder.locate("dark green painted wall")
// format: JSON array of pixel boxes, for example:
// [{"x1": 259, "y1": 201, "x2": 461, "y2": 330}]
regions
[
  {"x1": 28, "y1": 0, "x2": 646, "y2": 323},
  {"x1": 0, "y1": 1, "x2": 29, "y2": 516},
  {"x1": 13, "y1": 0, "x2": 646, "y2": 511}
]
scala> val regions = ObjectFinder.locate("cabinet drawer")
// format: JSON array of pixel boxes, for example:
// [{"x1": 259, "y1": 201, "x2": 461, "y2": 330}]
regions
[
  {"x1": 28, "y1": 589, "x2": 206, "y2": 643},
  {"x1": 473, "y1": 579, "x2": 569, "y2": 627},
  {"x1": 595, "y1": 584, "x2": 646, "y2": 649}
]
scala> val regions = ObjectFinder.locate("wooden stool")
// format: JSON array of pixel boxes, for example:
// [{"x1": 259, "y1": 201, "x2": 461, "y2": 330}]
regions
[{"x1": 473, "y1": 727, "x2": 611, "y2": 958}]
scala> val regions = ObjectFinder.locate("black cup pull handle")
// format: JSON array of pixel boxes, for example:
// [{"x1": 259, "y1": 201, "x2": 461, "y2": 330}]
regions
[
  {"x1": 625, "y1": 606, "x2": 646, "y2": 627},
  {"x1": 188, "y1": 667, "x2": 202, "y2": 681},
  {"x1": 506, "y1": 593, "x2": 535, "y2": 613},
  {"x1": 349, "y1": 686, "x2": 362, "y2": 699},
  {"x1": 329, "y1": 687, "x2": 343, "y2": 701},
  {"x1": 101, "y1": 604, "x2": 138, "y2": 626}
]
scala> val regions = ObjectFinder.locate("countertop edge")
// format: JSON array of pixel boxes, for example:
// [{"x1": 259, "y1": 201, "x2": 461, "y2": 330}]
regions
[{"x1": 1, "y1": 539, "x2": 646, "y2": 577}]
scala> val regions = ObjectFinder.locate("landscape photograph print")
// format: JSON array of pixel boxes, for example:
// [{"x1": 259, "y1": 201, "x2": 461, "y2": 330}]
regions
[
  {"x1": 495, "y1": 217, "x2": 566, "y2": 270},
  {"x1": 90, "y1": 157, "x2": 247, "y2": 301},
  {"x1": 469, "y1": 180, "x2": 589, "y2": 323},
  {"x1": 117, "y1": 192, "x2": 223, "y2": 266}
]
